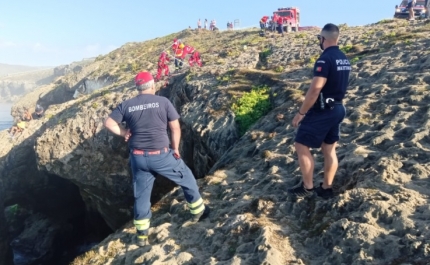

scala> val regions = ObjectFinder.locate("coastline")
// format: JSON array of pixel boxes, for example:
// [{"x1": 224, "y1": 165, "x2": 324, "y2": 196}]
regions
[{"x1": 0, "y1": 103, "x2": 13, "y2": 131}]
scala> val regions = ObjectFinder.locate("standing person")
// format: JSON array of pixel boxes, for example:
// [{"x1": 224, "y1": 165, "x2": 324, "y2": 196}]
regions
[
  {"x1": 104, "y1": 72, "x2": 210, "y2": 246},
  {"x1": 288, "y1": 23, "x2": 351, "y2": 199},
  {"x1": 204, "y1": 19, "x2": 208, "y2": 30},
  {"x1": 407, "y1": 0, "x2": 416, "y2": 20},
  {"x1": 155, "y1": 51, "x2": 170, "y2": 82},
  {"x1": 197, "y1": 19, "x2": 201, "y2": 30},
  {"x1": 271, "y1": 15, "x2": 278, "y2": 32},
  {"x1": 174, "y1": 43, "x2": 184, "y2": 71},
  {"x1": 277, "y1": 15, "x2": 284, "y2": 36}
]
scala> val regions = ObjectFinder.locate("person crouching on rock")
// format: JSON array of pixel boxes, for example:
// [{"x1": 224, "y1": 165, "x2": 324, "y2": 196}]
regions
[
  {"x1": 9, "y1": 120, "x2": 26, "y2": 137},
  {"x1": 103, "y1": 71, "x2": 210, "y2": 247},
  {"x1": 260, "y1": 16, "x2": 269, "y2": 32},
  {"x1": 288, "y1": 23, "x2": 351, "y2": 200},
  {"x1": 34, "y1": 104, "x2": 44, "y2": 119}
]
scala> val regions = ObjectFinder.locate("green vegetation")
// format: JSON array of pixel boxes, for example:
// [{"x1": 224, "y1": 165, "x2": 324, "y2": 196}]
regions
[
  {"x1": 274, "y1": 65, "x2": 284, "y2": 73},
  {"x1": 338, "y1": 23, "x2": 348, "y2": 30},
  {"x1": 378, "y1": 19, "x2": 394, "y2": 24},
  {"x1": 309, "y1": 54, "x2": 320, "y2": 64},
  {"x1": 340, "y1": 44, "x2": 353, "y2": 53},
  {"x1": 7, "y1": 204, "x2": 19, "y2": 216},
  {"x1": 350, "y1": 56, "x2": 361, "y2": 64},
  {"x1": 259, "y1": 48, "x2": 273, "y2": 64},
  {"x1": 232, "y1": 85, "x2": 272, "y2": 135},
  {"x1": 295, "y1": 33, "x2": 306, "y2": 39}
]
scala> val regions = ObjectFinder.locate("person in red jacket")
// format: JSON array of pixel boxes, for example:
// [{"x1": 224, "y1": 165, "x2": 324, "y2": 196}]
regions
[
  {"x1": 181, "y1": 45, "x2": 202, "y2": 67},
  {"x1": 260, "y1": 16, "x2": 269, "y2": 31},
  {"x1": 172, "y1": 38, "x2": 181, "y2": 53},
  {"x1": 189, "y1": 51, "x2": 202, "y2": 67},
  {"x1": 277, "y1": 16, "x2": 285, "y2": 36},
  {"x1": 271, "y1": 14, "x2": 278, "y2": 32},
  {"x1": 155, "y1": 51, "x2": 170, "y2": 81}
]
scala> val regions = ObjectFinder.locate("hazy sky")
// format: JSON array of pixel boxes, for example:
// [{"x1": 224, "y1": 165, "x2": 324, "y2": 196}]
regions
[{"x1": 0, "y1": 0, "x2": 396, "y2": 67}]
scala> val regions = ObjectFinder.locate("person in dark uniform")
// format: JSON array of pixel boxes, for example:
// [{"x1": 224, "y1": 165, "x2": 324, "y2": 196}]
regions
[
  {"x1": 104, "y1": 71, "x2": 210, "y2": 246},
  {"x1": 288, "y1": 23, "x2": 351, "y2": 199}
]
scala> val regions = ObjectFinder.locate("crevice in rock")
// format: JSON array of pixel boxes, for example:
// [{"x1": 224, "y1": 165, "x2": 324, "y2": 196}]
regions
[{"x1": 4, "y1": 174, "x2": 112, "y2": 265}]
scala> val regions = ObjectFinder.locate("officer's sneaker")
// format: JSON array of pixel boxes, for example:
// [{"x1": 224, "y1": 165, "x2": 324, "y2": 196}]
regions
[
  {"x1": 314, "y1": 183, "x2": 334, "y2": 199},
  {"x1": 136, "y1": 235, "x2": 148, "y2": 247},
  {"x1": 287, "y1": 183, "x2": 315, "y2": 199},
  {"x1": 191, "y1": 205, "x2": 210, "y2": 222}
]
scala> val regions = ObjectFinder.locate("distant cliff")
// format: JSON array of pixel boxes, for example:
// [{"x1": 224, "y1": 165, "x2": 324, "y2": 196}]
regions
[{"x1": 0, "y1": 60, "x2": 93, "y2": 103}]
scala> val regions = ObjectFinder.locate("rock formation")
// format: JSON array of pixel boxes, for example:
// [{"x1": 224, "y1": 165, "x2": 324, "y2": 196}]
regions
[{"x1": 1, "y1": 20, "x2": 430, "y2": 264}]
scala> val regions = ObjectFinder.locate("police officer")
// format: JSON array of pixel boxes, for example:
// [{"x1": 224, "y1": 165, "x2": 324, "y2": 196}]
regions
[
  {"x1": 288, "y1": 23, "x2": 351, "y2": 199},
  {"x1": 104, "y1": 71, "x2": 210, "y2": 246}
]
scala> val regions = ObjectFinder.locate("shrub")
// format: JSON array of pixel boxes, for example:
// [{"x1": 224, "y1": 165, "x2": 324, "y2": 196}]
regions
[
  {"x1": 309, "y1": 54, "x2": 319, "y2": 63},
  {"x1": 274, "y1": 65, "x2": 284, "y2": 72},
  {"x1": 295, "y1": 33, "x2": 306, "y2": 39},
  {"x1": 232, "y1": 85, "x2": 272, "y2": 135},
  {"x1": 340, "y1": 44, "x2": 353, "y2": 53},
  {"x1": 260, "y1": 48, "x2": 272, "y2": 61},
  {"x1": 350, "y1": 56, "x2": 361, "y2": 64},
  {"x1": 378, "y1": 19, "x2": 394, "y2": 24}
]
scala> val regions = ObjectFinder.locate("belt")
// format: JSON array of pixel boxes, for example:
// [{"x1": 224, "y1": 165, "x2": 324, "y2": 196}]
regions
[{"x1": 132, "y1": 147, "x2": 168, "y2": 155}]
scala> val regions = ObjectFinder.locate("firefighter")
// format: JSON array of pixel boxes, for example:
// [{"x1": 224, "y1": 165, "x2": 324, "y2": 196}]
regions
[
  {"x1": 104, "y1": 72, "x2": 210, "y2": 246},
  {"x1": 172, "y1": 38, "x2": 181, "y2": 52},
  {"x1": 180, "y1": 45, "x2": 202, "y2": 67},
  {"x1": 174, "y1": 43, "x2": 185, "y2": 71},
  {"x1": 277, "y1": 15, "x2": 285, "y2": 36},
  {"x1": 155, "y1": 51, "x2": 170, "y2": 82},
  {"x1": 271, "y1": 14, "x2": 278, "y2": 32},
  {"x1": 260, "y1": 16, "x2": 269, "y2": 31}
]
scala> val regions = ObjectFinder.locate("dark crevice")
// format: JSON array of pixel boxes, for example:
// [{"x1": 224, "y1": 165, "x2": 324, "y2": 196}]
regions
[{"x1": 4, "y1": 174, "x2": 112, "y2": 265}]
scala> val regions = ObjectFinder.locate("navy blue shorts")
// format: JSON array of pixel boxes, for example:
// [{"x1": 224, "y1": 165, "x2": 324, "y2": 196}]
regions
[{"x1": 295, "y1": 104, "x2": 346, "y2": 148}]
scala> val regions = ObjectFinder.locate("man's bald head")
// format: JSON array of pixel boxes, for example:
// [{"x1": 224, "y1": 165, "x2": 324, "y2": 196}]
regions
[{"x1": 321, "y1": 23, "x2": 340, "y2": 42}]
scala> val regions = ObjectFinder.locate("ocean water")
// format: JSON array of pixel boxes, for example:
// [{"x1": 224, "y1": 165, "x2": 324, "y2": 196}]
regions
[{"x1": 0, "y1": 103, "x2": 13, "y2": 131}]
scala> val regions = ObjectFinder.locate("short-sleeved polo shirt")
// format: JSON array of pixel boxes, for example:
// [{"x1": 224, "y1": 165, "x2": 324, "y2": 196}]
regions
[
  {"x1": 109, "y1": 94, "x2": 180, "y2": 150},
  {"x1": 313, "y1": 46, "x2": 351, "y2": 101}
]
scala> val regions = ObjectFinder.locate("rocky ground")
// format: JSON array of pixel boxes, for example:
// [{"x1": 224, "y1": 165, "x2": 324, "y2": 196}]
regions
[{"x1": 1, "y1": 19, "x2": 430, "y2": 265}]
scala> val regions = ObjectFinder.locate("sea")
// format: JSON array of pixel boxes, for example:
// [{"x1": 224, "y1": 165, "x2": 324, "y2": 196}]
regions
[{"x1": 0, "y1": 103, "x2": 13, "y2": 131}]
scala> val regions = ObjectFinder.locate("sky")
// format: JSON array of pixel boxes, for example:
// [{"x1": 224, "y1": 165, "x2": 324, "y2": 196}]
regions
[{"x1": 0, "y1": 0, "x2": 397, "y2": 67}]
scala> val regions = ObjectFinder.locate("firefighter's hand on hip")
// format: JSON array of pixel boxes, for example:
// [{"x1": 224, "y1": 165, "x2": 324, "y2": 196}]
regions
[
  {"x1": 173, "y1": 149, "x2": 181, "y2": 159},
  {"x1": 124, "y1": 129, "x2": 132, "y2": 142}
]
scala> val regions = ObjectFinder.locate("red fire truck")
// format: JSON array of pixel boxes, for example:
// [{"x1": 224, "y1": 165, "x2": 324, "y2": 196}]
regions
[{"x1": 273, "y1": 7, "x2": 300, "y2": 32}]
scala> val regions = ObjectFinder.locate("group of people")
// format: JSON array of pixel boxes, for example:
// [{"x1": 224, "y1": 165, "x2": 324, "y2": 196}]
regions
[
  {"x1": 104, "y1": 22, "x2": 351, "y2": 247},
  {"x1": 155, "y1": 38, "x2": 202, "y2": 82},
  {"x1": 8, "y1": 104, "x2": 44, "y2": 137},
  {"x1": 260, "y1": 14, "x2": 286, "y2": 36},
  {"x1": 197, "y1": 19, "x2": 218, "y2": 31}
]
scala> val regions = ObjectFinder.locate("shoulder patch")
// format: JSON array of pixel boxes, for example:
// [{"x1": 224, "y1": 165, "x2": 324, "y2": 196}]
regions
[{"x1": 316, "y1": 66, "x2": 322, "y2": 72}]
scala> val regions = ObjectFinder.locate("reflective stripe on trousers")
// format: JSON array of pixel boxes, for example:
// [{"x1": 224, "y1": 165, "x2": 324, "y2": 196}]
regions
[{"x1": 188, "y1": 197, "x2": 205, "y2": 215}]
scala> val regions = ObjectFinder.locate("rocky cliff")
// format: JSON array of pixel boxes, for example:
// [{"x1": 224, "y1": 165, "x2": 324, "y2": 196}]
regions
[
  {"x1": 0, "y1": 60, "x2": 94, "y2": 105},
  {"x1": 1, "y1": 19, "x2": 430, "y2": 265}
]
